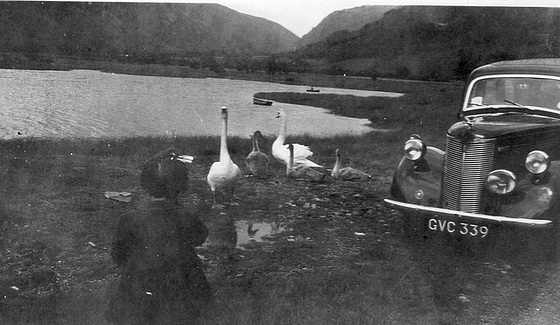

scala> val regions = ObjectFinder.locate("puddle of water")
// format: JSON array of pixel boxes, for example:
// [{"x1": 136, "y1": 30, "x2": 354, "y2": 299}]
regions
[{"x1": 234, "y1": 220, "x2": 287, "y2": 250}]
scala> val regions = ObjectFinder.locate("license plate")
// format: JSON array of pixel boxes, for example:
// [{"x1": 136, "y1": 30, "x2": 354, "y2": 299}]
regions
[{"x1": 428, "y1": 218, "x2": 489, "y2": 238}]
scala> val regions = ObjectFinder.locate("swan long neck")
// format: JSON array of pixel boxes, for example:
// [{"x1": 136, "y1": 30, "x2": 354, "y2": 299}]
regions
[
  {"x1": 278, "y1": 115, "x2": 286, "y2": 141},
  {"x1": 288, "y1": 145, "x2": 294, "y2": 170},
  {"x1": 255, "y1": 137, "x2": 261, "y2": 152},
  {"x1": 333, "y1": 152, "x2": 341, "y2": 173},
  {"x1": 252, "y1": 132, "x2": 260, "y2": 152},
  {"x1": 220, "y1": 111, "x2": 230, "y2": 162}
]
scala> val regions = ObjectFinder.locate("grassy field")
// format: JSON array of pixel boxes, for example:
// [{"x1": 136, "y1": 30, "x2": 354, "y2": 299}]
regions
[
  {"x1": 256, "y1": 77, "x2": 463, "y2": 148},
  {"x1": 0, "y1": 71, "x2": 466, "y2": 324}
]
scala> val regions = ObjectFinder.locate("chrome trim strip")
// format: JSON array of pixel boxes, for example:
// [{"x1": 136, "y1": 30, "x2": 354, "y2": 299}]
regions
[{"x1": 384, "y1": 198, "x2": 553, "y2": 227}]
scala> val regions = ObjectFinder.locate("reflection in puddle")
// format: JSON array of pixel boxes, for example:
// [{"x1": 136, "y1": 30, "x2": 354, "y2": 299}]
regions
[{"x1": 234, "y1": 220, "x2": 287, "y2": 250}]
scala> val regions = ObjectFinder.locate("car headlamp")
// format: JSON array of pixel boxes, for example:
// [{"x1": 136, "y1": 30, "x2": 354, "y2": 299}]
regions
[
  {"x1": 486, "y1": 169, "x2": 516, "y2": 195},
  {"x1": 404, "y1": 135, "x2": 426, "y2": 161},
  {"x1": 525, "y1": 150, "x2": 549, "y2": 174}
]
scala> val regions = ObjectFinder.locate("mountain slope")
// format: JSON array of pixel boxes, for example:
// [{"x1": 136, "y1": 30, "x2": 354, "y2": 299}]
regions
[
  {"x1": 297, "y1": 5, "x2": 396, "y2": 48},
  {"x1": 0, "y1": 2, "x2": 299, "y2": 58},
  {"x1": 297, "y1": 6, "x2": 560, "y2": 80}
]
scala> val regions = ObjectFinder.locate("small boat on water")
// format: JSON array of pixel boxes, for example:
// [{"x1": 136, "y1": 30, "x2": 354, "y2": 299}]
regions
[
  {"x1": 253, "y1": 97, "x2": 273, "y2": 106},
  {"x1": 306, "y1": 87, "x2": 320, "y2": 93}
]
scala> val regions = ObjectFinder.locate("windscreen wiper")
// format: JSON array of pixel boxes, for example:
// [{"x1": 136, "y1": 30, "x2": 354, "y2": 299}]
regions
[{"x1": 503, "y1": 99, "x2": 535, "y2": 110}]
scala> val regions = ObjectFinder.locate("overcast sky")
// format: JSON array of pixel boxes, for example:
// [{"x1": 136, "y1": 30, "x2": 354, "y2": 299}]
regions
[{"x1": 181, "y1": 0, "x2": 558, "y2": 37}]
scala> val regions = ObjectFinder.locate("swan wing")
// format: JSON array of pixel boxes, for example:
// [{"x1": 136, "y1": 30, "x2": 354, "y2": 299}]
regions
[
  {"x1": 207, "y1": 160, "x2": 242, "y2": 190},
  {"x1": 223, "y1": 162, "x2": 242, "y2": 186},
  {"x1": 290, "y1": 143, "x2": 313, "y2": 160},
  {"x1": 339, "y1": 167, "x2": 371, "y2": 181},
  {"x1": 230, "y1": 163, "x2": 243, "y2": 184},
  {"x1": 272, "y1": 139, "x2": 288, "y2": 164},
  {"x1": 291, "y1": 166, "x2": 326, "y2": 182},
  {"x1": 207, "y1": 161, "x2": 222, "y2": 190},
  {"x1": 294, "y1": 158, "x2": 322, "y2": 168},
  {"x1": 290, "y1": 144, "x2": 322, "y2": 167},
  {"x1": 247, "y1": 151, "x2": 269, "y2": 163},
  {"x1": 246, "y1": 152, "x2": 269, "y2": 178},
  {"x1": 273, "y1": 143, "x2": 321, "y2": 167}
]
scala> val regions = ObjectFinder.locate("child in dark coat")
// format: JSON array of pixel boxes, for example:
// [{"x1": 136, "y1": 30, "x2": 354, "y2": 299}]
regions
[{"x1": 106, "y1": 148, "x2": 211, "y2": 325}]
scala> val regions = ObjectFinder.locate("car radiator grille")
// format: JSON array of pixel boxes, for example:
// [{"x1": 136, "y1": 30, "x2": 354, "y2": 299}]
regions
[{"x1": 443, "y1": 136, "x2": 495, "y2": 213}]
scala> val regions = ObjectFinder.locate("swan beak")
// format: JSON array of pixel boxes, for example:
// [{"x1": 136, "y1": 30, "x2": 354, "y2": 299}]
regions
[{"x1": 176, "y1": 155, "x2": 194, "y2": 164}]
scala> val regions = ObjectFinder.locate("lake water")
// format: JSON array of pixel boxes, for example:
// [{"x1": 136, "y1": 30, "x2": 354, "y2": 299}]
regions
[{"x1": 0, "y1": 69, "x2": 402, "y2": 139}]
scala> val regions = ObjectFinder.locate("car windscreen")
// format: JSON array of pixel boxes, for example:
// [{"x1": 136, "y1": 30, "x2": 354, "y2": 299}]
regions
[{"x1": 464, "y1": 75, "x2": 560, "y2": 115}]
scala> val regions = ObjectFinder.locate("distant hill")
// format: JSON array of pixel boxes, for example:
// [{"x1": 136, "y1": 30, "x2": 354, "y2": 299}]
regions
[
  {"x1": 296, "y1": 6, "x2": 560, "y2": 80},
  {"x1": 0, "y1": 2, "x2": 299, "y2": 60},
  {"x1": 5, "y1": 3, "x2": 559, "y2": 83},
  {"x1": 297, "y1": 5, "x2": 396, "y2": 48}
]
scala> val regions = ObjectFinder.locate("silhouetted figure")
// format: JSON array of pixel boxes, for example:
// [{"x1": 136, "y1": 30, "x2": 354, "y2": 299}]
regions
[{"x1": 106, "y1": 147, "x2": 211, "y2": 325}]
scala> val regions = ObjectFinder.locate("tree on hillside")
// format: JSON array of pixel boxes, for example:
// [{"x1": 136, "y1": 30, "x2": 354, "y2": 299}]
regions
[{"x1": 294, "y1": 6, "x2": 560, "y2": 80}]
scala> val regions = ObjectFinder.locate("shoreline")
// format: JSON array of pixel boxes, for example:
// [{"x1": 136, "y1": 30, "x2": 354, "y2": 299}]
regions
[
  {"x1": 2, "y1": 55, "x2": 463, "y2": 93},
  {"x1": 0, "y1": 59, "x2": 462, "y2": 142}
]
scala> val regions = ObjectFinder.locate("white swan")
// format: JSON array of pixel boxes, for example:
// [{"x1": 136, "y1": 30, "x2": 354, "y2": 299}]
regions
[
  {"x1": 286, "y1": 143, "x2": 325, "y2": 182},
  {"x1": 272, "y1": 109, "x2": 321, "y2": 168},
  {"x1": 246, "y1": 130, "x2": 269, "y2": 178},
  {"x1": 207, "y1": 107, "x2": 242, "y2": 208},
  {"x1": 331, "y1": 149, "x2": 371, "y2": 181}
]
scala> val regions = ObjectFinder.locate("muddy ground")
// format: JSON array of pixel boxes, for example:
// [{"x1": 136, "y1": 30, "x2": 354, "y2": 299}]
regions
[{"x1": 0, "y1": 148, "x2": 558, "y2": 324}]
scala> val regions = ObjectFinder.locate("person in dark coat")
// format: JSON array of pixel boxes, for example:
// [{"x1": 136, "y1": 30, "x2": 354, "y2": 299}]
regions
[{"x1": 106, "y1": 147, "x2": 212, "y2": 325}]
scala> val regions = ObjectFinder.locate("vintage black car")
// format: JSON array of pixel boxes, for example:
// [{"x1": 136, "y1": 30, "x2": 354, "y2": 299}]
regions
[{"x1": 385, "y1": 59, "x2": 560, "y2": 255}]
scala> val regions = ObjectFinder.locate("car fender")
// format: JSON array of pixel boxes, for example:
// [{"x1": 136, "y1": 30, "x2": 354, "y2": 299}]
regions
[
  {"x1": 498, "y1": 162, "x2": 560, "y2": 221},
  {"x1": 392, "y1": 146, "x2": 444, "y2": 207}
]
